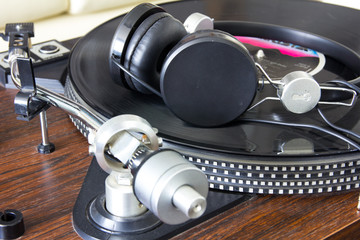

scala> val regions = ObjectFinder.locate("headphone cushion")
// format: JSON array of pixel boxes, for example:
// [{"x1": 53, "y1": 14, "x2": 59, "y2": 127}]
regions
[
  {"x1": 109, "y1": 3, "x2": 165, "y2": 89},
  {"x1": 124, "y1": 12, "x2": 187, "y2": 93}
]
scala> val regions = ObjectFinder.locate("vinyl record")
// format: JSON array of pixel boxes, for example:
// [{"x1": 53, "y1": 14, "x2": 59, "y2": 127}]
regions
[{"x1": 66, "y1": 0, "x2": 360, "y2": 194}]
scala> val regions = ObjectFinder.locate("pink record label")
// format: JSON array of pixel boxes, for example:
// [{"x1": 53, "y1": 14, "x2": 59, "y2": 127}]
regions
[{"x1": 236, "y1": 36, "x2": 326, "y2": 79}]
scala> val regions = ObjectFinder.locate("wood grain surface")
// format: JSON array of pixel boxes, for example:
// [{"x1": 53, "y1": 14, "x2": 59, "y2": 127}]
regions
[{"x1": 1, "y1": 87, "x2": 360, "y2": 239}]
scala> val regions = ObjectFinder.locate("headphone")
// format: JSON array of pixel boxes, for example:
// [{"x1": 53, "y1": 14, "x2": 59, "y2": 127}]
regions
[{"x1": 109, "y1": 3, "x2": 359, "y2": 127}]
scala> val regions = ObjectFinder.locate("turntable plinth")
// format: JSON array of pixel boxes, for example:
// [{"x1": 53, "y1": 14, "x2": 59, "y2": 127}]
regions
[{"x1": 0, "y1": 87, "x2": 359, "y2": 239}]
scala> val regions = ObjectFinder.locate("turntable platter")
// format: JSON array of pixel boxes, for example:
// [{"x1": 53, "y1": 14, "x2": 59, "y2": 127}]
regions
[{"x1": 66, "y1": 0, "x2": 360, "y2": 194}]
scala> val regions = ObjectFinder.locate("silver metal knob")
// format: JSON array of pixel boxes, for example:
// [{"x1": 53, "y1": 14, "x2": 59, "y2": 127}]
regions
[
  {"x1": 133, "y1": 150, "x2": 208, "y2": 225},
  {"x1": 183, "y1": 12, "x2": 214, "y2": 33},
  {"x1": 172, "y1": 185, "x2": 206, "y2": 219},
  {"x1": 278, "y1": 71, "x2": 321, "y2": 114}
]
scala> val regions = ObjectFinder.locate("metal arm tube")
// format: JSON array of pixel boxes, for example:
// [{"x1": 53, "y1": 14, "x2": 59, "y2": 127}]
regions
[{"x1": 36, "y1": 86, "x2": 104, "y2": 131}]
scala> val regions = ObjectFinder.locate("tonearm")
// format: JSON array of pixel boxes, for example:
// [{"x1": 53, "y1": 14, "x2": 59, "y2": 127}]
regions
[{"x1": 1, "y1": 22, "x2": 209, "y2": 229}]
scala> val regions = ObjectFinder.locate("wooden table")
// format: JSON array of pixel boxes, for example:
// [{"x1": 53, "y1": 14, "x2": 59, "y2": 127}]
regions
[{"x1": 1, "y1": 87, "x2": 360, "y2": 239}]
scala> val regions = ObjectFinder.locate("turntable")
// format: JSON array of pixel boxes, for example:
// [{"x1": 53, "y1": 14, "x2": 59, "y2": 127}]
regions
[{"x1": 1, "y1": 0, "x2": 360, "y2": 239}]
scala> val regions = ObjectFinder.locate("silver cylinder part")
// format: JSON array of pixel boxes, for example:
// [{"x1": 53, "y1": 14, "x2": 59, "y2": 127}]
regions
[
  {"x1": 93, "y1": 114, "x2": 159, "y2": 173},
  {"x1": 133, "y1": 150, "x2": 208, "y2": 225},
  {"x1": 172, "y1": 185, "x2": 206, "y2": 219},
  {"x1": 39, "y1": 111, "x2": 50, "y2": 145},
  {"x1": 278, "y1": 71, "x2": 321, "y2": 114},
  {"x1": 105, "y1": 170, "x2": 147, "y2": 217},
  {"x1": 183, "y1": 12, "x2": 214, "y2": 33}
]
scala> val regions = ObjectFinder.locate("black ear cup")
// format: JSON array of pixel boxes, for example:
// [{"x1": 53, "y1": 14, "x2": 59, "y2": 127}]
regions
[
  {"x1": 109, "y1": 3, "x2": 165, "y2": 89},
  {"x1": 124, "y1": 12, "x2": 187, "y2": 93},
  {"x1": 160, "y1": 30, "x2": 258, "y2": 127}
]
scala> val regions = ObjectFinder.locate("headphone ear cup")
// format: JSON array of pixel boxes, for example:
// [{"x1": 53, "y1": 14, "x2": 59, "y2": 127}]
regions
[
  {"x1": 160, "y1": 30, "x2": 258, "y2": 127},
  {"x1": 124, "y1": 12, "x2": 187, "y2": 93},
  {"x1": 109, "y1": 3, "x2": 165, "y2": 89}
]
